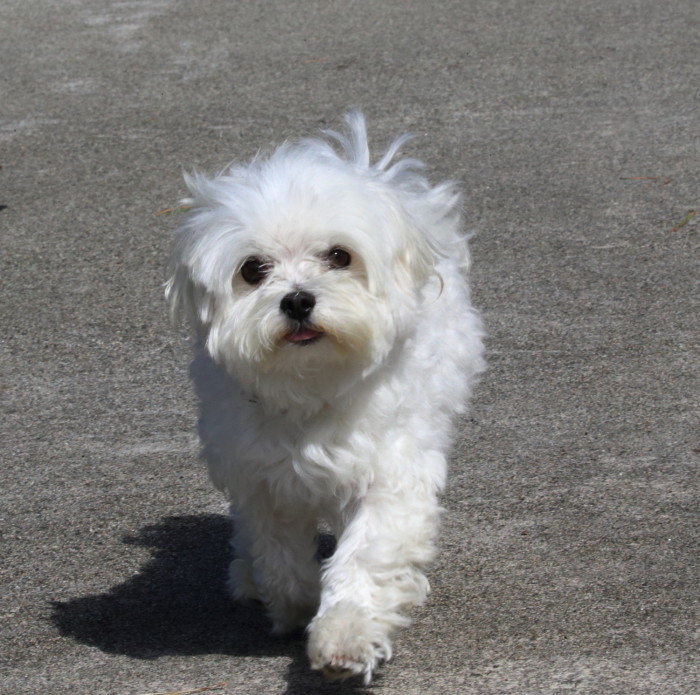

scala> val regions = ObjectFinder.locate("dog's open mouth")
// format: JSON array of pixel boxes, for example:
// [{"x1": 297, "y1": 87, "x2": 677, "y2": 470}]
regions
[{"x1": 284, "y1": 327, "x2": 323, "y2": 345}]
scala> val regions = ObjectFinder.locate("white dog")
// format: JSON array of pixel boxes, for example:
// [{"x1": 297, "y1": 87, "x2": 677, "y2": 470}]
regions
[{"x1": 166, "y1": 112, "x2": 485, "y2": 683}]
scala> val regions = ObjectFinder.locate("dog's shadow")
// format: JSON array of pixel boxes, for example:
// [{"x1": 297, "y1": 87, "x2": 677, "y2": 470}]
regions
[{"x1": 51, "y1": 514, "x2": 367, "y2": 694}]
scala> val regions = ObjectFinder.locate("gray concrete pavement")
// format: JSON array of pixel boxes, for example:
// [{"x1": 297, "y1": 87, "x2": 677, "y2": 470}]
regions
[{"x1": 1, "y1": 1, "x2": 698, "y2": 693}]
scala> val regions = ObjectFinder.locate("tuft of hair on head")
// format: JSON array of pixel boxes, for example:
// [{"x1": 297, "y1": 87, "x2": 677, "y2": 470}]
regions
[
  {"x1": 321, "y1": 110, "x2": 371, "y2": 169},
  {"x1": 320, "y1": 110, "x2": 423, "y2": 180},
  {"x1": 321, "y1": 111, "x2": 453, "y2": 207}
]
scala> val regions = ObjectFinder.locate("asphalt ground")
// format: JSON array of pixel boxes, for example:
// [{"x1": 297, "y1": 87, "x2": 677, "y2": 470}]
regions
[{"x1": 1, "y1": 1, "x2": 698, "y2": 694}]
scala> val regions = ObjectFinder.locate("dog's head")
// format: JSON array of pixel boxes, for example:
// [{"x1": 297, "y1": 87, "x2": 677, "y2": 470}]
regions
[{"x1": 166, "y1": 112, "x2": 466, "y2": 403}]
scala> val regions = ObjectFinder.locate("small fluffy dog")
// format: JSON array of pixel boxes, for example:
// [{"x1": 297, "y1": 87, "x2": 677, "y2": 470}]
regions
[{"x1": 166, "y1": 112, "x2": 485, "y2": 683}]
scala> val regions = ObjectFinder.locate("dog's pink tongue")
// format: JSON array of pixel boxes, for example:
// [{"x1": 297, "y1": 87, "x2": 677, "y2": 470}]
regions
[{"x1": 285, "y1": 328, "x2": 320, "y2": 343}]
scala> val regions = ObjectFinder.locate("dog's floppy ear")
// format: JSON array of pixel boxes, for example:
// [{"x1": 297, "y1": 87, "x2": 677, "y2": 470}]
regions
[
  {"x1": 380, "y1": 180, "x2": 466, "y2": 299},
  {"x1": 165, "y1": 170, "x2": 231, "y2": 339},
  {"x1": 389, "y1": 208, "x2": 435, "y2": 294},
  {"x1": 364, "y1": 117, "x2": 468, "y2": 294},
  {"x1": 165, "y1": 200, "x2": 219, "y2": 340},
  {"x1": 165, "y1": 262, "x2": 215, "y2": 338}
]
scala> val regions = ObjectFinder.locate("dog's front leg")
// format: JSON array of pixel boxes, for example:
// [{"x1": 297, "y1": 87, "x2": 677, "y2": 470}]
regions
[
  {"x1": 228, "y1": 496, "x2": 321, "y2": 634},
  {"x1": 307, "y1": 480, "x2": 441, "y2": 683}
]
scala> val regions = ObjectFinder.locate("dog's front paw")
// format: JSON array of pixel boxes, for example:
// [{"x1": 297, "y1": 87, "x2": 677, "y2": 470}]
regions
[{"x1": 307, "y1": 602, "x2": 392, "y2": 684}]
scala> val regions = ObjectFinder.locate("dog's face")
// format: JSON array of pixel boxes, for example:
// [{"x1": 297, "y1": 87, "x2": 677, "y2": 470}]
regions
[
  {"x1": 168, "y1": 160, "x2": 430, "y2": 383},
  {"x1": 211, "y1": 181, "x2": 399, "y2": 379},
  {"x1": 166, "y1": 117, "x2": 457, "y2": 404}
]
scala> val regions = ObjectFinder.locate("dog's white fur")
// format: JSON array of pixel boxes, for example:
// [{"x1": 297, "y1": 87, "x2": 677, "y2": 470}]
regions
[{"x1": 166, "y1": 112, "x2": 485, "y2": 683}]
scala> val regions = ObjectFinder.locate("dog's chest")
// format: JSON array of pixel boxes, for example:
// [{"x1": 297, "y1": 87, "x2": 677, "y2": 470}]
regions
[{"x1": 235, "y1": 404, "x2": 372, "y2": 503}]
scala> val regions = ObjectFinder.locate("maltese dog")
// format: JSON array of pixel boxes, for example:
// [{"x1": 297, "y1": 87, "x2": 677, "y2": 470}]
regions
[{"x1": 166, "y1": 112, "x2": 485, "y2": 683}]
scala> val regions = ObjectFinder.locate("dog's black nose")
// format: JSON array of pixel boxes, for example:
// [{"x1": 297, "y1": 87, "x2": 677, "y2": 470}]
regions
[{"x1": 280, "y1": 291, "x2": 316, "y2": 321}]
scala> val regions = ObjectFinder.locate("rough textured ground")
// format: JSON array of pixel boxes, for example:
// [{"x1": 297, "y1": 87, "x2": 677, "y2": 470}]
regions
[{"x1": 1, "y1": 1, "x2": 698, "y2": 693}]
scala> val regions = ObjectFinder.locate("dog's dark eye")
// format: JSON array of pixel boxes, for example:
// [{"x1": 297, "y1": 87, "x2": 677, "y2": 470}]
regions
[
  {"x1": 240, "y1": 257, "x2": 271, "y2": 285},
  {"x1": 326, "y1": 247, "x2": 351, "y2": 269}
]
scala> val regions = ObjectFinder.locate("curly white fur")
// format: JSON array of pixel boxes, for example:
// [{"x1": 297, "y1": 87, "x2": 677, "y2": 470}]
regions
[{"x1": 166, "y1": 112, "x2": 485, "y2": 683}]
